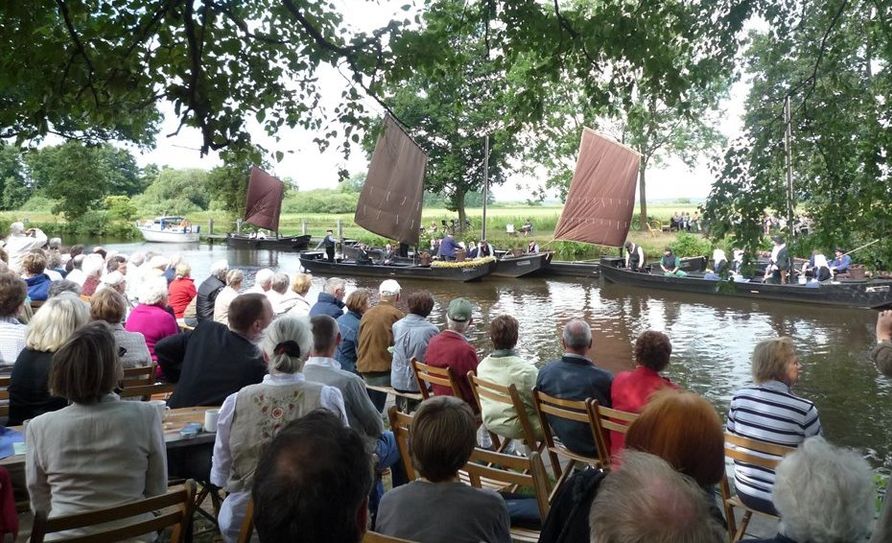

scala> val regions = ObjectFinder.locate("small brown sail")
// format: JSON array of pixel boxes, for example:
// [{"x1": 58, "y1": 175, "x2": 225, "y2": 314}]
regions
[
  {"x1": 354, "y1": 115, "x2": 428, "y2": 245},
  {"x1": 244, "y1": 166, "x2": 285, "y2": 232},
  {"x1": 553, "y1": 128, "x2": 641, "y2": 248}
]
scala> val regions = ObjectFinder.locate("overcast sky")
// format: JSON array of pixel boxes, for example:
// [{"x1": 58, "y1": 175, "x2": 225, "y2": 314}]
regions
[{"x1": 126, "y1": 1, "x2": 755, "y2": 203}]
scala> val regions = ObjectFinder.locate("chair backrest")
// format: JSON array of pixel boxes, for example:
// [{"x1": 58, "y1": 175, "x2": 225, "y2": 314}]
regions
[
  {"x1": 532, "y1": 388, "x2": 601, "y2": 459},
  {"x1": 30, "y1": 480, "x2": 195, "y2": 543},
  {"x1": 463, "y1": 448, "x2": 551, "y2": 521},
  {"x1": 387, "y1": 406, "x2": 417, "y2": 480},
  {"x1": 724, "y1": 432, "x2": 796, "y2": 469},
  {"x1": 120, "y1": 365, "x2": 155, "y2": 389},
  {"x1": 237, "y1": 499, "x2": 254, "y2": 543},
  {"x1": 364, "y1": 531, "x2": 418, "y2": 543},
  {"x1": 411, "y1": 357, "x2": 460, "y2": 400},
  {"x1": 506, "y1": 224, "x2": 515, "y2": 233},
  {"x1": 468, "y1": 371, "x2": 539, "y2": 448},
  {"x1": 0, "y1": 376, "x2": 10, "y2": 419},
  {"x1": 586, "y1": 399, "x2": 640, "y2": 466},
  {"x1": 117, "y1": 382, "x2": 176, "y2": 401}
]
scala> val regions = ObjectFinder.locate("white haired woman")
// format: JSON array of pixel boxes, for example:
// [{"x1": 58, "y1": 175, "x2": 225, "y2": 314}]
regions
[
  {"x1": 124, "y1": 277, "x2": 178, "y2": 362},
  {"x1": 79, "y1": 253, "x2": 105, "y2": 297},
  {"x1": 8, "y1": 294, "x2": 90, "y2": 425},
  {"x1": 26, "y1": 321, "x2": 167, "y2": 538},
  {"x1": 740, "y1": 436, "x2": 874, "y2": 543},
  {"x1": 727, "y1": 337, "x2": 822, "y2": 515},
  {"x1": 210, "y1": 316, "x2": 348, "y2": 543},
  {"x1": 214, "y1": 269, "x2": 244, "y2": 326}
]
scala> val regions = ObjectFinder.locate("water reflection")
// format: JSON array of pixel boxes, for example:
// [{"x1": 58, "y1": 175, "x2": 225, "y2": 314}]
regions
[{"x1": 105, "y1": 241, "x2": 892, "y2": 470}]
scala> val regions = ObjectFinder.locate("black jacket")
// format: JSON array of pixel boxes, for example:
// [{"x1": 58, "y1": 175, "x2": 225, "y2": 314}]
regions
[
  {"x1": 8, "y1": 349, "x2": 68, "y2": 425},
  {"x1": 195, "y1": 275, "x2": 225, "y2": 322},
  {"x1": 156, "y1": 320, "x2": 266, "y2": 408}
]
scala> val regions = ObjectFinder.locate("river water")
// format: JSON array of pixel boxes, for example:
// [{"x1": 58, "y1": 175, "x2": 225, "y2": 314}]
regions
[{"x1": 103, "y1": 240, "x2": 892, "y2": 471}]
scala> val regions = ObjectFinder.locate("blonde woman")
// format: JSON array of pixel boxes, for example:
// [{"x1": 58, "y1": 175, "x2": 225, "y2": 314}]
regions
[
  {"x1": 8, "y1": 294, "x2": 90, "y2": 425},
  {"x1": 214, "y1": 269, "x2": 244, "y2": 326},
  {"x1": 210, "y1": 316, "x2": 347, "y2": 542},
  {"x1": 285, "y1": 272, "x2": 312, "y2": 317}
]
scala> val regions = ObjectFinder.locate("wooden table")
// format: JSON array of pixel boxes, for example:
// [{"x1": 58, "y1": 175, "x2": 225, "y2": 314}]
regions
[{"x1": 0, "y1": 406, "x2": 221, "y2": 467}]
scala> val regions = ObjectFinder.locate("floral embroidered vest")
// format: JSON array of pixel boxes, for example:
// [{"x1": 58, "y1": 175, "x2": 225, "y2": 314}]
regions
[{"x1": 227, "y1": 381, "x2": 323, "y2": 492}]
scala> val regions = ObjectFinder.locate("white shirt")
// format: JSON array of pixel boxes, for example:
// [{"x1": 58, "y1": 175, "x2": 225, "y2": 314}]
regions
[
  {"x1": 210, "y1": 372, "x2": 347, "y2": 543},
  {"x1": 285, "y1": 294, "x2": 311, "y2": 317},
  {"x1": 65, "y1": 268, "x2": 86, "y2": 287},
  {"x1": 0, "y1": 315, "x2": 27, "y2": 369},
  {"x1": 304, "y1": 356, "x2": 342, "y2": 370},
  {"x1": 213, "y1": 286, "x2": 240, "y2": 326},
  {"x1": 5, "y1": 229, "x2": 47, "y2": 273}
]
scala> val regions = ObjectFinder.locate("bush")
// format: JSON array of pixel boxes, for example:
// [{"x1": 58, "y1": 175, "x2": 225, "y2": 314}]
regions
[
  {"x1": 283, "y1": 190, "x2": 358, "y2": 214},
  {"x1": 104, "y1": 195, "x2": 138, "y2": 222},
  {"x1": 19, "y1": 195, "x2": 56, "y2": 212},
  {"x1": 668, "y1": 232, "x2": 712, "y2": 258}
]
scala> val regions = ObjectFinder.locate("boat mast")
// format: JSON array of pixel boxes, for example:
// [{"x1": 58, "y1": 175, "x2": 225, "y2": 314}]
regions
[
  {"x1": 783, "y1": 96, "x2": 795, "y2": 237},
  {"x1": 481, "y1": 134, "x2": 490, "y2": 241}
]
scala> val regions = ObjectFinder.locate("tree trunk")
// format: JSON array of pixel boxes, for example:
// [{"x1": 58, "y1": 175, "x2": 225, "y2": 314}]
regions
[
  {"x1": 638, "y1": 162, "x2": 648, "y2": 231},
  {"x1": 456, "y1": 190, "x2": 467, "y2": 234}
]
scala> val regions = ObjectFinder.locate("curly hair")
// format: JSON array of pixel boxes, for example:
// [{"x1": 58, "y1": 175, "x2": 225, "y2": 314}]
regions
[{"x1": 634, "y1": 331, "x2": 672, "y2": 372}]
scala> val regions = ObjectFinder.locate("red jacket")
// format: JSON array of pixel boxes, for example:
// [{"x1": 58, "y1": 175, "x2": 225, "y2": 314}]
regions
[
  {"x1": 609, "y1": 366, "x2": 679, "y2": 455},
  {"x1": 168, "y1": 277, "x2": 197, "y2": 318},
  {"x1": 423, "y1": 330, "x2": 479, "y2": 410}
]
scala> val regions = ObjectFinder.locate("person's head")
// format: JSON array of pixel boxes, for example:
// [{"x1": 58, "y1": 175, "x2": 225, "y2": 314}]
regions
[
  {"x1": 93, "y1": 247, "x2": 108, "y2": 259},
  {"x1": 71, "y1": 254, "x2": 85, "y2": 271},
  {"x1": 624, "y1": 241, "x2": 633, "y2": 250},
  {"x1": 814, "y1": 253, "x2": 829, "y2": 268},
  {"x1": 589, "y1": 451, "x2": 726, "y2": 543},
  {"x1": 90, "y1": 288, "x2": 128, "y2": 325},
  {"x1": 138, "y1": 277, "x2": 168, "y2": 306},
  {"x1": 228, "y1": 293, "x2": 274, "y2": 340},
  {"x1": 410, "y1": 396, "x2": 477, "y2": 482},
  {"x1": 106, "y1": 255, "x2": 126, "y2": 275},
  {"x1": 254, "y1": 268, "x2": 275, "y2": 291},
  {"x1": 752, "y1": 336, "x2": 800, "y2": 386},
  {"x1": 48, "y1": 280, "x2": 80, "y2": 299},
  {"x1": 624, "y1": 391, "x2": 725, "y2": 487},
  {"x1": 148, "y1": 255, "x2": 168, "y2": 271},
  {"x1": 489, "y1": 315, "x2": 519, "y2": 351},
  {"x1": 290, "y1": 273, "x2": 312, "y2": 296},
  {"x1": 9, "y1": 222, "x2": 24, "y2": 236},
  {"x1": 310, "y1": 315, "x2": 340, "y2": 357},
  {"x1": 26, "y1": 294, "x2": 90, "y2": 352},
  {"x1": 260, "y1": 316, "x2": 313, "y2": 374},
  {"x1": 378, "y1": 279, "x2": 401, "y2": 302},
  {"x1": 50, "y1": 321, "x2": 122, "y2": 405},
  {"x1": 835, "y1": 247, "x2": 844, "y2": 257},
  {"x1": 445, "y1": 297, "x2": 473, "y2": 333},
  {"x1": 47, "y1": 237, "x2": 62, "y2": 251},
  {"x1": 0, "y1": 270, "x2": 26, "y2": 317},
  {"x1": 252, "y1": 409, "x2": 374, "y2": 543},
  {"x1": 0, "y1": 247, "x2": 7, "y2": 264},
  {"x1": 634, "y1": 331, "x2": 672, "y2": 372},
  {"x1": 271, "y1": 272, "x2": 290, "y2": 295},
  {"x1": 175, "y1": 262, "x2": 191, "y2": 279},
  {"x1": 225, "y1": 269, "x2": 244, "y2": 289},
  {"x1": 772, "y1": 436, "x2": 874, "y2": 543},
  {"x1": 210, "y1": 259, "x2": 229, "y2": 280},
  {"x1": 344, "y1": 288, "x2": 371, "y2": 315},
  {"x1": 326, "y1": 229, "x2": 333, "y2": 235},
  {"x1": 99, "y1": 270, "x2": 126, "y2": 294},
  {"x1": 21, "y1": 251, "x2": 47, "y2": 277},
  {"x1": 128, "y1": 251, "x2": 144, "y2": 267},
  {"x1": 406, "y1": 290, "x2": 434, "y2": 318},
  {"x1": 324, "y1": 277, "x2": 347, "y2": 300},
  {"x1": 561, "y1": 318, "x2": 592, "y2": 356},
  {"x1": 663, "y1": 247, "x2": 672, "y2": 256},
  {"x1": 81, "y1": 253, "x2": 105, "y2": 278},
  {"x1": 772, "y1": 235, "x2": 785, "y2": 246}
]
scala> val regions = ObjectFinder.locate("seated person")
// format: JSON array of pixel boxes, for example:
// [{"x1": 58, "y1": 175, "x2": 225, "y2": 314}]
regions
[
  {"x1": 376, "y1": 396, "x2": 511, "y2": 543},
  {"x1": 356, "y1": 244, "x2": 373, "y2": 265},
  {"x1": 741, "y1": 437, "x2": 873, "y2": 543},
  {"x1": 252, "y1": 410, "x2": 374, "y2": 543},
  {"x1": 477, "y1": 315, "x2": 542, "y2": 443},
  {"x1": 26, "y1": 322, "x2": 166, "y2": 538},
  {"x1": 520, "y1": 220, "x2": 533, "y2": 235},
  {"x1": 382, "y1": 243, "x2": 395, "y2": 264},
  {"x1": 156, "y1": 293, "x2": 272, "y2": 408},
  {"x1": 211, "y1": 316, "x2": 348, "y2": 542},
  {"x1": 830, "y1": 247, "x2": 851, "y2": 275},
  {"x1": 21, "y1": 251, "x2": 52, "y2": 302},
  {"x1": 659, "y1": 248, "x2": 686, "y2": 277},
  {"x1": 809, "y1": 253, "x2": 832, "y2": 282}
]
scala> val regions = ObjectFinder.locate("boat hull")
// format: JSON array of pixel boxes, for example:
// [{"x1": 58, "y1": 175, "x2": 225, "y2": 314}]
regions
[
  {"x1": 598, "y1": 258, "x2": 892, "y2": 309},
  {"x1": 547, "y1": 256, "x2": 705, "y2": 279},
  {"x1": 138, "y1": 228, "x2": 200, "y2": 243},
  {"x1": 493, "y1": 252, "x2": 553, "y2": 278},
  {"x1": 299, "y1": 255, "x2": 496, "y2": 282},
  {"x1": 226, "y1": 234, "x2": 311, "y2": 251}
]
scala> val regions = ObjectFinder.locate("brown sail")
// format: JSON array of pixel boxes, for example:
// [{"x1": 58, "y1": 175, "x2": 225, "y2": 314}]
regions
[
  {"x1": 354, "y1": 115, "x2": 428, "y2": 245},
  {"x1": 552, "y1": 128, "x2": 641, "y2": 248},
  {"x1": 244, "y1": 166, "x2": 285, "y2": 232}
]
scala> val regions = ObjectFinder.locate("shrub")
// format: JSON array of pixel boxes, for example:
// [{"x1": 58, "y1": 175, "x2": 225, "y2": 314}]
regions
[
  {"x1": 668, "y1": 232, "x2": 712, "y2": 258},
  {"x1": 19, "y1": 195, "x2": 56, "y2": 212},
  {"x1": 283, "y1": 190, "x2": 358, "y2": 214}
]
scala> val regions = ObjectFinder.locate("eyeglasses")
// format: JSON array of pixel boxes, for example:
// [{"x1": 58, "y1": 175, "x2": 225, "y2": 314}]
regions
[{"x1": 118, "y1": 346, "x2": 127, "y2": 358}]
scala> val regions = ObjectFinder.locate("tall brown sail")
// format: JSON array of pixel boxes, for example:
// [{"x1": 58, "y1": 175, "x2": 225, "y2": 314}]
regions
[
  {"x1": 244, "y1": 166, "x2": 285, "y2": 233},
  {"x1": 552, "y1": 128, "x2": 641, "y2": 248},
  {"x1": 354, "y1": 115, "x2": 428, "y2": 245}
]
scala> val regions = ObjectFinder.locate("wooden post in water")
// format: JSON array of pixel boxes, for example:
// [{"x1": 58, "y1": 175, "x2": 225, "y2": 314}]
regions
[
  {"x1": 481, "y1": 134, "x2": 490, "y2": 242},
  {"x1": 208, "y1": 218, "x2": 213, "y2": 235},
  {"x1": 783, "y1": 96, "x2": 795, "y2": 237},
  {"x1": 337, "y1": 219, "x2": 343, "y2": 256},
  {"x1": 301, "y1": 219, "x2": 307, "y2": 236}
]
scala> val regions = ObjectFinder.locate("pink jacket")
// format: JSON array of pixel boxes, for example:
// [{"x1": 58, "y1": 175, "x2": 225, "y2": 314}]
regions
[{"x1": 125, "y1": 304, "x2": 179, "y2": 361}]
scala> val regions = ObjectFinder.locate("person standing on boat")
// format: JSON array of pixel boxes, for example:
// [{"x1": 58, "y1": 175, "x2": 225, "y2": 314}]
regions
[
  {"x1": 624, "y1": 241, "x2": 646, "y2": 272},
  {"x1": 765, "y1": 236, "x2": 792, "y2": 284},
  {"x1": 438, "y1": 233, "x2": 459, "y2": 261},
  {"x1": 316, "y1": 229, "x2": 337, "y2": 262},
  {"x1": 659, "y1": 248, "x2": 686, "y2": 277}
]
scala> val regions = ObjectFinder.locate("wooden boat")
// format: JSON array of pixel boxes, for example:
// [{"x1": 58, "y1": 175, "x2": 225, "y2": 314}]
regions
[
  {"x1": 226, "y1": 167, "x2": 308, "y2": 252},
  {"x1": 598, "y1": 257, "x2": 892, "y2": 309},
  {"x1": 137, "y1": 216, "x2": 200, "y2": 243},
  {"x1": 226, "y1": 233, "x2": 311, "y2": 251},
  {"x1": 299, "y1": 253, "x2": 496, "y2": 282},
  {"x1": 492, "y1": 252, "x2": 553, "y2": 278},
  {"x1": 546, "y1": 256, "x2": 706, "y2": 278}
]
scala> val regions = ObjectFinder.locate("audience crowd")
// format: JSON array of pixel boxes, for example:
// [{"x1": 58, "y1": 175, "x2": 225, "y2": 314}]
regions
[{"x1": 0, "y1": 225, "x2": 890, "y2": 543}]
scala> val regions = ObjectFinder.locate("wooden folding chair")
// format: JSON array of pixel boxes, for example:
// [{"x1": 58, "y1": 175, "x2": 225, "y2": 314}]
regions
[
  {"x1": 237, "y1": 499, "x2": 254, "y2": 543},
  {"x1": 463, "y1": 448, "x2": 551, "y2": 543},
  {"x1": 586, "y1": 399, "x2": 639, "y2": 467},
  {"x1": 0, "y1": 376, "x2": 10, "y2": 419},
  {"x1": 532, "y1": 388, "x2": 604, "y2": 498},
  {"x1": 410, "y1": 357, "x2": 461, "y2": 400},
  {"x1": 387, "y1": 406, "x2": 417, "y2": 481},
  {"x1": 364, "y1": 531, "x2": 417, "y2": 542},
  {"x1": 118, "y1": 382, "x2": 176, "y2": 401},
  {"x1": 720, "y1": 432, "x2": 795, "y2": 542},
  {"x1": 120, "y1": 364, "x2": 156, "y2": 389},
  {"x1": 30, "y1": 480, "x2": 196, "y2": 543},
  {"x1": 468, "y1": 371, "x2": 542, "y2": 452}
]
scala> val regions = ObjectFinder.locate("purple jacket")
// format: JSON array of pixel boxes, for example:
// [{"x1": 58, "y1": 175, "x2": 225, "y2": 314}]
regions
[{"x1": 125, "y1": 304, "x2": 179, "y2": 361}]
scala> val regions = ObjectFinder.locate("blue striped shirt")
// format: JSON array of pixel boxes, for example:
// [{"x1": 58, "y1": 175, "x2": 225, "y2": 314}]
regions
[{"x1": 726, "y1": 380, "x2": 822, "y2": 502}]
